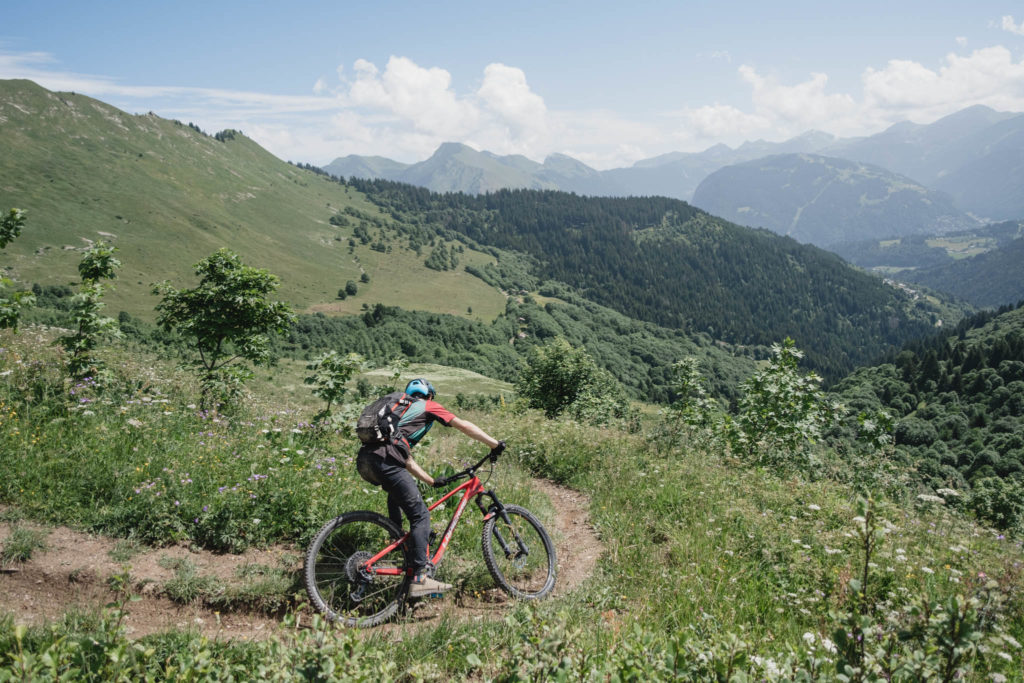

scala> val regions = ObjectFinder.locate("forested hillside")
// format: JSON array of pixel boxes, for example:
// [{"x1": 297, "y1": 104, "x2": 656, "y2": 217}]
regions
[
  {"x1": 833, "y1": 302, "x2": 1024, "y2": 527},
  {"x1": 353, "y1": 179, "x2": 953, "y2": 379},
  {"x1": 902, "y1": 238, "x2": 1024, "y2": 309}
]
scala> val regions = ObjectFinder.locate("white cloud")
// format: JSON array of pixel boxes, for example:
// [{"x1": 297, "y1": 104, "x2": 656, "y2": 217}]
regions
[
  {"x1": 4, "y1": 42, "x2": 1024, "y2": 170},
  {"x1": 1002, "y1": 15, "x2": 1024, "y2": 36},
  {"x1": 862, "y1": 46, "x2": 1024, "y2": 118},
  {"x1": 347, "y1": 56, "x2": 478, "y2": 138},
  {"x1": 477, "y1": 64, "x2": 548, "y2": 135},
  {"x1": 956, "y1": 36, "x2": 968, "y2": 47}
]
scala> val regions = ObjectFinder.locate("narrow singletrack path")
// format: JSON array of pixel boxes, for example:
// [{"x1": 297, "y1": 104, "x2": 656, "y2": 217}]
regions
[{"x1": 0, "y1": 479, "x2": 602, "y2": 640}]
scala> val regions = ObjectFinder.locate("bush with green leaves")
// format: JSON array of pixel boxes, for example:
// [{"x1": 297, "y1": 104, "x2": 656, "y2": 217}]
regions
[
  {"x1": 659, "y1": 356, "x2": 723, "y2": 449},
  {"x1": 0, "y1": 208, "x2": 35, "y2": 331},
  {"x1": 731, "y1": 337, "x2": 842, "y2": 468},
  {"x1": 57, "y1": 241, "x2": 122, "y2": 380},
  {"x1": 304, "y1": 349, "x2": 366, "y2": 430},
  {"x1": 515, "y1": 336, "x2": 632, "y2": 426},
  {"x1": 153, "y1": 249, "x2": 295, "y2": 408}
]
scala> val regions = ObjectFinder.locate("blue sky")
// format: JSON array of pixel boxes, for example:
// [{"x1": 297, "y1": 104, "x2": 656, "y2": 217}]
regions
[{"x1": 3, "y1": 1, "x2": 1024, "y2": 169}]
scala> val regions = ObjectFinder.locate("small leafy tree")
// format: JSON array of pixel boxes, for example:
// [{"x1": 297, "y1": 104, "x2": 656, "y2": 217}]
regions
[
  {"x1": 661, "y1": 357, "x2": 722, "y2": 447},
  {"x1": 0, "y1": 209, "x2": 35, "y2": 331},
  {"x1": 731, "y1": 337, "x2": 841, "y2": 468},
  {"x1": 153, "y1": 249, "x2": 295, "y2": 408},
  {"x1": 345, "y1": 280, "x2": 358, "y2": 296},
  {"x1": 0, "y1": 208, "x2": 27, "y2": 248},
  {"x1": 57, "y1": 242, "x2": 121, "y2": 380},
  {"x1": 305, "y1": 350, "x2": 366, "y2": 430},
  {"x1": 516, "y1": 337, "x2": 632, "y2": 426}
]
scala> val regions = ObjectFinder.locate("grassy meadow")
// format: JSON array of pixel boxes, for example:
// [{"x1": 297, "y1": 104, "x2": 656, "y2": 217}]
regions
[
  {"x1": 2, "y1": 327, "x2": 1023, "y2": 680},
  {"x1": 0, "y1": 80, "x2": 506, "y2": 323}
]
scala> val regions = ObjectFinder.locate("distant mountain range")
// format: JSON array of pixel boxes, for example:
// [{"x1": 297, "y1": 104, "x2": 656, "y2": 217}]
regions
[
  {"x1": 323, "y1": 105, "x2": 1024, "y2": 246},
  {"x1": 323, "y1": 130, "x2": 836, "y2": 201},
  {"x1": 690, "y1": 154, "x2": 979, "y2": 247}
]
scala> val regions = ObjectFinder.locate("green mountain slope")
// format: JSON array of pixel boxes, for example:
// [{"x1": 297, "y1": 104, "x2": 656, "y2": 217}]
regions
[
  {"x1": 0, "y1": 79, "x2": 505, "y2": 320},
  {"x1": 903, "y1": 236, "x2": 1024, "y2": 308},
  {"x1": 691, "y1": 154, "x2": 979, "y2": 247},
  {"x1": 351, "y1": 180, "x2": 958, "y2": 379},
  {"x1": 833, "y1": 302, "x2": 1024, "y2": 514}
]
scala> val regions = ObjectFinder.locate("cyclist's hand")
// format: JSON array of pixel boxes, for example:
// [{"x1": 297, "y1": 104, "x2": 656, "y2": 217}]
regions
[
  {"x1": 489, "y1": 440, "x2": 506, "y2": 462},
  {"x1": 432, "y1": 476, "x2": 449, "y2": 489}
]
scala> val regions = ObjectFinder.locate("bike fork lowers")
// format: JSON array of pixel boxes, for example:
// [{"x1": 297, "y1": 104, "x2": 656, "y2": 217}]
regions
[{"x1": 478, "y1": 491, "x2": 530, "y2": 560}]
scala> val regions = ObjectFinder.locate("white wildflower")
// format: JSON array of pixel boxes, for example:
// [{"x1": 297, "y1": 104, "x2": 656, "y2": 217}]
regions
[
  {"x1": 822, "y1": 638, "x2": 837, "y2": 654},
  {"x1": 916, "y1": 494, "x2": 945, "y2": 505},
  {"x1": 936, "y1": 488, "x2": 960, "y2": 498},
  {"x1": 802, "y1": 632, "x2": 816, "y2": 646},
  {"x1": 921, "y1": 566, "x2": 934, "y2": 574}
]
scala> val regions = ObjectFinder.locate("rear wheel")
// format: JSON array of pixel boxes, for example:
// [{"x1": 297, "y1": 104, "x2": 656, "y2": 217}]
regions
[
  {"x1": 304, "y1": 511, "x2": 409, "y2": 627},
  {"x1": 481, "y1": 504, "x2": 556, "y2": 599}
]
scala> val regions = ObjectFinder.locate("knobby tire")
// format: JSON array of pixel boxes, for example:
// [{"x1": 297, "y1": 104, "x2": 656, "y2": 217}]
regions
[
  {"x1": 481, "y1": 504, "x2": 557, "y2": 599},
  {"x1": 304, "y1": 511, "x2": 409, "y2": 627}
]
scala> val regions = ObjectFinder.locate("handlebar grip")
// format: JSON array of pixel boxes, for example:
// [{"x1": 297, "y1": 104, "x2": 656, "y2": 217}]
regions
[{"x1": 488, "y1": 440, "x2": 506, "y2": 462}]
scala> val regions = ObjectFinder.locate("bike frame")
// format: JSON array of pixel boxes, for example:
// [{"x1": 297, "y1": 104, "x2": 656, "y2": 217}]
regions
[{"x1": 360, "y1": 472, "x2": 499, "y2": 577}]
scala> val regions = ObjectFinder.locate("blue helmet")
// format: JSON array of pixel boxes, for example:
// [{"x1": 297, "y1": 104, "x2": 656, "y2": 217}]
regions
[{"x1": 405, "y1": 378, "x2": 436, "y2": 400}]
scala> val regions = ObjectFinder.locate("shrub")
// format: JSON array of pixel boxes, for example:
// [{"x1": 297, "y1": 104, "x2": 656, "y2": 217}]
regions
[{"x1": 153, "y1": 249, "x2": 295, "y2": 408}]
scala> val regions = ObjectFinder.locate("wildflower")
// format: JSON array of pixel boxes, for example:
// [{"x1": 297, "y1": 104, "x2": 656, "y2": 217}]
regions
[
  {"x1": 921, "y1": 566, "x2": 934, "y2": 574},
  {"x1": 821, "y1": 638, "x2": 837, "y2": 654},
  {"x1": 802, "y1": 632, "x2": 816, "y2": 646},
  {"x1": 916, "y1": 494, "x2": 945, "y2": 505}
]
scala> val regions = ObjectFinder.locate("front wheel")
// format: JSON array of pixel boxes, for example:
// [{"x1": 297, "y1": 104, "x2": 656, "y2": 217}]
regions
[
  {"x1": 304, "y1": 511, "x2": 409, "y2": 627},
  {"x1": 481, "y1": 504, "x2": 556, "y2": 599}
]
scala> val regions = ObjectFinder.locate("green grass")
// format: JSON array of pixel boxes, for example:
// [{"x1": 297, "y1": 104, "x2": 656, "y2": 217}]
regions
[
  {"x1": 2, "y1": 327, "x2": 1023, "y2": 680},
  {"x1": 0, "y1": 80, "x2": 505, "y2": 323},
  {"x1": 1, "y1": 524, "x2": 48, "y2": 564}
]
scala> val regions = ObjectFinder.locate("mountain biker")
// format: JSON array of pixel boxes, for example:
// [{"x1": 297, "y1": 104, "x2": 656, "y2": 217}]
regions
[{"x1": 356, "y1": 378, "x2": 504, "y2": 598}]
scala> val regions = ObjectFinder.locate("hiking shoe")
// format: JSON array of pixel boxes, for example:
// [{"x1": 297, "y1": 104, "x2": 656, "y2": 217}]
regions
[{"x1": 408, "y1": 575, "x2": 452, "y2": 598}]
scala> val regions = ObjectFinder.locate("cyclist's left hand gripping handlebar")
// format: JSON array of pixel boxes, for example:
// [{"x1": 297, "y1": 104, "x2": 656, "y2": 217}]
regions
[{"x1": 489, "y1": 440, "x2": 506, "y2": 462}]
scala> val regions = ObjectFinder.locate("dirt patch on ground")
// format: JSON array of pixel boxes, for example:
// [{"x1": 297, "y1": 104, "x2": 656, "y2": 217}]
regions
[{"x1": 0, "y1": 479, "x2": 602, "y2": 640}]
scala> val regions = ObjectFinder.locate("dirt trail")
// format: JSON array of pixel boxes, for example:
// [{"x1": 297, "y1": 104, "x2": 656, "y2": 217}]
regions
[{"x1": 0, "y1": 479, "x2": 602, "y2": 640}]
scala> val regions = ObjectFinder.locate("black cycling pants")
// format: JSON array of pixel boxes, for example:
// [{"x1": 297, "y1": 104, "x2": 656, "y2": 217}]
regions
[{"x1": 357, "y1": 449, "x2": 430, "y2": 574}]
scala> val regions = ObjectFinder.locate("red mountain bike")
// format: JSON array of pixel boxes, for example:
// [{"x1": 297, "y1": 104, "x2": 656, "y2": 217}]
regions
[{"x1": 304, "y1": 448, "x2": 557, "y2": 627}]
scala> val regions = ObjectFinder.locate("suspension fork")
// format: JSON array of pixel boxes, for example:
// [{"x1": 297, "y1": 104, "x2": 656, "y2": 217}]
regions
[{"x1": 477, "y1": 490, "x2": 530, "y2": 559}]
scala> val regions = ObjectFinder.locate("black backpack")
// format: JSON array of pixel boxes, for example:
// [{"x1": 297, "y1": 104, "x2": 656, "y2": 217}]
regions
[{"x1": 355, "y1": 392, "x2": 416, "y2": 445}]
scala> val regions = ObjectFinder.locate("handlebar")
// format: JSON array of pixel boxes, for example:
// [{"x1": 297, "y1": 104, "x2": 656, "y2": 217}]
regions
[{"x1": 437, "y1": 441, "x2": 505, "y2": 486}]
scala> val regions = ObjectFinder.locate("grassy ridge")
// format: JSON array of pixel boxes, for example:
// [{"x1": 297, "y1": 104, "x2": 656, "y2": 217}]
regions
[
  {"x1": 0, "y1": 79, "x2": 505, "y2": 321},
  {"x1": 2, "y1": 329, "x2": 1022, "y2": 679}
]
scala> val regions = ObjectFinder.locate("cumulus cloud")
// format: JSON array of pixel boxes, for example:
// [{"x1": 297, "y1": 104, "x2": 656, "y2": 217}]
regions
[
  {"x1": 862, "y1": 46, "x2": 1024, "y2": 118},
  {"x1": 675, "y1": 67, "x2": 856, "y2": 148},
  {"x1": 4, "y1": 41, "x2": 1024, "y2": 170},
  {"x1": 1002, "y1": 15, "x2": 1024, "y2": 36}
]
